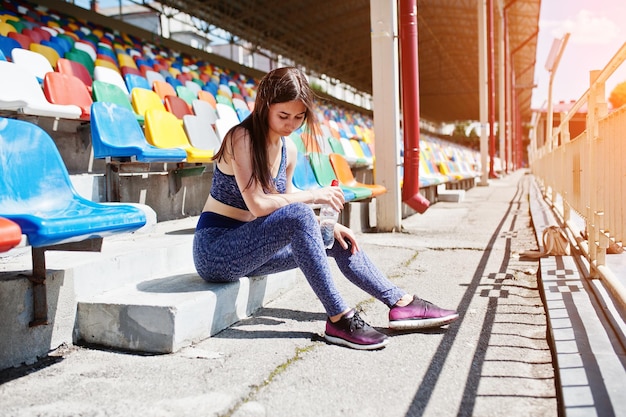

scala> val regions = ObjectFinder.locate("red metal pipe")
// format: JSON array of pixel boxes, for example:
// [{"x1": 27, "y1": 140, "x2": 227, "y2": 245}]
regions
[
  {"x1": 487, "y1": 0, "x2": 497, "y2": 178},
  {"x1": 399, "y1": 0, "x2": 430, "y2": 213}
]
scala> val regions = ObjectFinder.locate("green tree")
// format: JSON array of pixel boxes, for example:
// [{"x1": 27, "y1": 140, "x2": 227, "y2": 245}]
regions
[{"x1": 608, "y1": 81, "x2": 626, "y2": 110}]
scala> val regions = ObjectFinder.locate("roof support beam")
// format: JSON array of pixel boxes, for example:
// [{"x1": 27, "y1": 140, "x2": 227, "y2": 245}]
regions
[{"x1": 370, "y1": 0, "x2": 402, "y2": 231}]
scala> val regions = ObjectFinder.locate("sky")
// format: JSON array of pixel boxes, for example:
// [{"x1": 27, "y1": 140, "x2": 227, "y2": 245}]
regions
[{"x1": 532, "y1": 0, "x2": 626, "y2": 109}]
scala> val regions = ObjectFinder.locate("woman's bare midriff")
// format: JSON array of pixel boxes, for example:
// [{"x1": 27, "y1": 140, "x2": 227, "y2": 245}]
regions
[{"x1": 202, "y1": 195, "x2": 256, "y2": 222}]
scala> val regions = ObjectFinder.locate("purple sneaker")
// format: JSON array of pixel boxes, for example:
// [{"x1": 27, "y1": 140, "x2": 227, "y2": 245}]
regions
[
  {"x1": 389, "y1": 296, "x2": 459, "y2": 330},
  {"x1": 325, "y1": 309, "x2": 389, "y2": 350}
]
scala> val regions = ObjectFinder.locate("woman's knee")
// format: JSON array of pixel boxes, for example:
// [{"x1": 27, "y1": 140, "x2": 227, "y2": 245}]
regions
[{"x1": 278, "y1": 202, "x2": 318, "y2": 231}]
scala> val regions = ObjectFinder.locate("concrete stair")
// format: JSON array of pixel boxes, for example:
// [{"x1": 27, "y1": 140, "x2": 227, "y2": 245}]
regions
[{"x1": 0, "y1": 216, "x2": 298, "y2": 368}]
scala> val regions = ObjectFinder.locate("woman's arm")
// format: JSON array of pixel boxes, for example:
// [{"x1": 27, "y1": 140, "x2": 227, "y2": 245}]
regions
[{"x1": 231, "y1": 134, "x2": 344, "y2": 217}]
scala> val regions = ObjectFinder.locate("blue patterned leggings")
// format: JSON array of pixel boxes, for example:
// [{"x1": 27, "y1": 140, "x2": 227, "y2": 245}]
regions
[{"x1": 192, "y1": 202, "x2": 406, "y2": 317}]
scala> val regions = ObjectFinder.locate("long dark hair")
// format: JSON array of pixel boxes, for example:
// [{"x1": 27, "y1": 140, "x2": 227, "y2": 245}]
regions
[{"x1": 213, "y1": 67, "x2": 322, "y2": 192}]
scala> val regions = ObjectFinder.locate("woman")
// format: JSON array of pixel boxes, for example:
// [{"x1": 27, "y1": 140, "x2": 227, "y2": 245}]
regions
[{"x1": 193, "y1": 67, "x2": 458, "y2": 350}]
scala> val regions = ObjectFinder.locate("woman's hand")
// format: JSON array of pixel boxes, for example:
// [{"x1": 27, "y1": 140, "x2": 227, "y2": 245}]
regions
[
  {"x1": 335, "y1": 223, "x2": 360, "y2": 254},
  {"x1": 311, "y1": 186, "x2": 345, "y2": 212}
]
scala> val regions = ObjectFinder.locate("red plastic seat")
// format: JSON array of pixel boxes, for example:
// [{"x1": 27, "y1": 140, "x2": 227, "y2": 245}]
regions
[
  {"x1": 8, "y1": 31, "x2": 32, "y2": 49},
  {"x1": 164, "y1": 94, "x2": 192, "y2": 119}
]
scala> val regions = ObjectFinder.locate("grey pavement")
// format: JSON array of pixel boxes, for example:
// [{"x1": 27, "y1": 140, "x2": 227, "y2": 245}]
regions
[{"x1": 0, "y1": 169, "x2": 621, "y2": 417}]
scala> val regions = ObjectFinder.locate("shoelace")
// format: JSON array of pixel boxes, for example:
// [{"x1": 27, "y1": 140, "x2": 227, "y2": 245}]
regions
[{"x1": 348, "y1": 311, "x2": 367, "y2": 331}]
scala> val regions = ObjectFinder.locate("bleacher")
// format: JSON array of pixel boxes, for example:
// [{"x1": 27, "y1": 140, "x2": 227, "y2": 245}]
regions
[{"x1": 0, "y1": 0, "x2": 488, "y2": 368}]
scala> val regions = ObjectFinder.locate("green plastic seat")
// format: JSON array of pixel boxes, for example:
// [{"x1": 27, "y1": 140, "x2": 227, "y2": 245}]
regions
[
  {"x1": 308, "y1": 152, "x2": 372, "y2": 201},
  {"x1": 92, "y1": 80, "x2": 144, "y2": 124}
]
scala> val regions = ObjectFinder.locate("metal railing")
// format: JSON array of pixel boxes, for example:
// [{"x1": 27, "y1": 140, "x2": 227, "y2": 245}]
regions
[{"x1": 529, "y1": 42, "x2": 626, "y2": 311}]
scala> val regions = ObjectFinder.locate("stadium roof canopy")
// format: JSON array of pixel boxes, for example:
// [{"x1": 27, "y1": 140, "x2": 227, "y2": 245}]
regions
[{"x1": 159, "y1": 0, "x2": 541, "y2": 124}]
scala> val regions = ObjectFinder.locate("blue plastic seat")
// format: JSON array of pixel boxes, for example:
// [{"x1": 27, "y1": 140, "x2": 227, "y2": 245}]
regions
[
  {"x1": 0, "y1": 116, "x2": 146, "y2": 248},
  {"x1": 0, "y1": 35, "x2": 21, "y2": 61},
  {"x1": 124, "y1": 73, "x2": 151, "y2": 92},
  {"x1": 90, "y1": 102, "x2": 187, "y2": 162},
  {"x1": 293, "y1": 152, "x2": 357, "y2": 202}
]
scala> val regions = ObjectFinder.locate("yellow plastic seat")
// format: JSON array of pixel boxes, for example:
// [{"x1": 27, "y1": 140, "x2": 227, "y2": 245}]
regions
[
  {"x1": 94, "y1": 58, "x2": 120, "y2": 73},
  {"x1": 131, "y1": 87, "x2": 166, "y2": 117},
  {"x1": 30, "y1": 43, "x2": 60, "y2": 68},
  {"x1": 144, "y1": 109, "x2": 213, "y2": 163}
]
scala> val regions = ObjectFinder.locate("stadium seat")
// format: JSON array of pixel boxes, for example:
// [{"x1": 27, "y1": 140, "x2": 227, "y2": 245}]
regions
[
  {"x1": 43, "y1": 72, "x2": 92, "y2": 120},
  {"x1": 184, "y1": 80, "x2": 202, "y2": 96},
  {"x1": 11, "y1": 48, "x2": 54, "y2": 82},
  {"x1": 0, "y1": 60, "x2": 81, "y2": 118},
  {"x1": 216, "y1": 102, "x2": 240, "y2": 126},
  {"x1": 90, "y1": 102, "x2": 187, "y2": 162},
  {"x1": 153, "y1": 79, "x2": 176, "y2": 100},
  {"x1": 197, "y1": 90, "x2": 217, "y2": 108},
  {"x1": 56, "y1": 57, "x2": 93, "y2": 92},
  {"x1": 65, "y1": 48, "x2": 95, "y2": 77},
  {"x1": 350, "y1": 139, "x2": 372, "y2": 166},
  {"x1": 73, "y1": 39, "x2": 96, "y2": 61},
  {"x1": 0, "y1": 34, "x2": 21, "y2": 60},
  {"x1": 341, "y1": 138, "x2": 368, "y2": 167},
  {"x1": 144, "y1": 109, "x2": 213, "y2": 163},
  {"x1": 131, "y1": 87, "x2": 166, "y2": 117},
  {"x1": 124, "y1": 73, "x2": 151, "y2": 92},
  {"x1": 295, "y1": 151, "x2": 356, "y2": 202},
  {"x1": 191, "y1": 99, "x2": 218, "y2": 125},
  {"x1": 94, "y1": 65, "x2": 129, "y2": 95},
  {"x1": 92, "y1": 80, "x2": 144, "y2": 124},
  {"x1": 292, "y1": 152, "x2": 326, "y2": 196},
  {"x1": 30, "y1": 43, "x2": 60, "y2": 68},
  {"x1": 145, "y1": 69, "x2": 166, "y2": 86},
  {"x1": 175, "y1": 85, "x2": 197, "y2": 105},
  {"x1": 0, "y1": 21, "x2": 17, "y2": 37},
  {"x1": 0, "y1": 217, "x2": 22, "y2": 253},
  {"x1": 182, "y1": 115, "x2": 222, "y2": 153},
  {"x1": 329, "y1": 153, "x2": 386, "y2": 197},
  {"x1": 7, "y1": 31, "x2": 32, "y2": 49},
  {"x1": 0, "y1": 116, "x2": 146, "y2": 248},
  {"x1": 308, "y1": 152, "x2": 372, "y2": 201},
  {"x1": 164, "y1": 94, "x2": 192, "y2": 119}
]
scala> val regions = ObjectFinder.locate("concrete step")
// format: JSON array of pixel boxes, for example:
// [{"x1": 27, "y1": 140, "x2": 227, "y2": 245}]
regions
[
  {"x1": 77, "y1": 270, "x2": 297, "y2": 353},
  {"x1": 0, "y1": 215, "x2": 298, "y2": 368},
  {"x1": 436, "y1": 184, "x2": 465, "y2": 202},
  {"x1": 528, "y1": 178, "x2": 626, "y2": 417}
]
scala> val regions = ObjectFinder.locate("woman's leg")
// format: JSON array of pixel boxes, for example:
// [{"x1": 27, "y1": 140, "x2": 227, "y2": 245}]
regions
[
  {"x1": 326, "y1": 241, "x2": 407, "y2": 308},
  {"x1": 193, "y1": 203, "x2": 350, "y2": 316}
]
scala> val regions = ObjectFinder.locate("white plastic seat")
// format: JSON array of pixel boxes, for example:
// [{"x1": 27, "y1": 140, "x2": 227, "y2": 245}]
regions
[
  {"x1": 191, "y1": 99, "x2": 217, "y2": 125},
  {"x1": 0, "y1": 61, "x2": 81, "y2": 119},
  {"x1": 94, "y1": 65, "x2": 129, "y2": 95},
  {"x1": 11, "y1": 48, "x2": 54, "y2": 82},
  {"x1": 183, "y1": 115, "x2": 222, "y2": 152}
]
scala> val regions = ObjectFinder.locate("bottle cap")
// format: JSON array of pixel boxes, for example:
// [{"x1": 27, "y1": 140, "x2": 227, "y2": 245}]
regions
[{"x1": 331, "y1": 179, "x2": 339, "y2": 186}]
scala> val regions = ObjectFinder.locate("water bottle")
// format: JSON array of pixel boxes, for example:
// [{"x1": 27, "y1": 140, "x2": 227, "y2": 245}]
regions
[{"x1": 320, "y1": 180, "x2": 339, "y2": 249}]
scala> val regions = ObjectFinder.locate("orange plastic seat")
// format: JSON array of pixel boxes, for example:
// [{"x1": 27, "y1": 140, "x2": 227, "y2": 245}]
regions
[
  {"x1": 0, "y1": 217, "x2": 22, "y2": 252},
  {"x1": 329, "y1": 153, "x2": 386, "y2": 197},
  {"x1": 153, "y1": 80, "x2": 176, "y2": 100},
  {"x1": 197, "y1": 90, "x2": 217, "y2": 109},
  {"x1": 43, "y1": 72, "x2": 93, "y2": 120}
]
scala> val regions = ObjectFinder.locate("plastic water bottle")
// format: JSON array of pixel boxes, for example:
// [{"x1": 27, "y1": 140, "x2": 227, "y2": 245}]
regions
[{"x1": 320, "y1": 180, "x2": 339, "y2": 249}]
